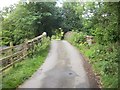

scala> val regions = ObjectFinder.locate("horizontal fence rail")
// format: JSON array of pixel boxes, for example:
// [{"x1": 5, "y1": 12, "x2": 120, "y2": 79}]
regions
[{"x1": 0, "y1": 32, "x2": 46, "y2": 73}]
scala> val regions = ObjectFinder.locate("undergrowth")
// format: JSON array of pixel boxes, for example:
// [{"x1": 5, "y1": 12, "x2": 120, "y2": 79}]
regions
[
  {"x1": 81, "y1": 43, "x2": 119, "y2": 88},
  {"x1": 65, "y1": 31, "x2": 119, "y2": 88},
  {"x1": 2, "y1": 37, "x2": 50, "y2": 89}
]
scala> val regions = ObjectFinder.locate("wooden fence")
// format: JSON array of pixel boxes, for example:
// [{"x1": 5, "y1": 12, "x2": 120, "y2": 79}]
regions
[{"x1": 0, "y1": 32, "x2": 46, "y2": 73}]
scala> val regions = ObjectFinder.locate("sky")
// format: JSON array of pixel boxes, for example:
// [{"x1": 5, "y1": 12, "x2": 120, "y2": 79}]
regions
[
  {"x1": 1, "y1": 0, "x2": 118, "y2": 11},
  {"x1": 0, "y1": 0, "x2": 63, "y2": 10},
  {"x1": 0, "y1": 0, "x2": 20, "y2": 10},
  {"x1": 56, "y1": 0, "x2": 63, "y2": 7}
]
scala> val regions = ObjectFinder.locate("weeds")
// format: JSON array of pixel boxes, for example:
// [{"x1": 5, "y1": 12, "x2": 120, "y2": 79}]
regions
[
  {"x1": 65, "y1": 31, "x2": 119, "y2": 88},
  {"x1": 2, "y1": 37, "x2": 50, "y2": 89}
]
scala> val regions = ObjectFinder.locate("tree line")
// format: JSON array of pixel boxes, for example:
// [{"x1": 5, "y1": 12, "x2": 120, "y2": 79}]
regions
[{"x1": 0, "y1": 1, "x2": 119, "y2": 46}]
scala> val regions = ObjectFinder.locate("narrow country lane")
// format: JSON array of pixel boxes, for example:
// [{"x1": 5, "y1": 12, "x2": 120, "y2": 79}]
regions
[{"x1": 18, "y1": 40, "x2": 99, "y2": 88}]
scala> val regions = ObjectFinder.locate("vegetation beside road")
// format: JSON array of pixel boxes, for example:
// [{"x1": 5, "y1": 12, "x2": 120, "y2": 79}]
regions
[
  {"x1": 78, "y1": 43, "x2": 119, "y2": 88},
  {"x1": 0, "y1": 1, "x2": 119, "y2": 88},
  {"x1": 65, "y1": 31, "x2": 119, "y2": 88},
  {"x1": 2, "y1": 37, "x2": 50, "y2": 89},
  {"x1": 64, "y1": 2, "x2": 119, "y2": 88}
]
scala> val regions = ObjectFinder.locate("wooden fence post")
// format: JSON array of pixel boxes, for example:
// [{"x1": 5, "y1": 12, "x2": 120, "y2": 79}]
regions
[
  {"x1": 10, "y1": 42, "x2": 14, "y2": 67},
  {"x1": 32, "y1": 40, "x2": 35, "y2": 56},
  {"x1": 23, "y1": 39, "x2": 28, "y2": 57}
]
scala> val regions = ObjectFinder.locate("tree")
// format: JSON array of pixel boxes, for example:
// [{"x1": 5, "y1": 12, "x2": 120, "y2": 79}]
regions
[
  {"x1": 2, "y1": 2, "x2": 62, "y2": 45},
  {"x1": 61, "y1": 2, "x2": 83, "y2": 32}
]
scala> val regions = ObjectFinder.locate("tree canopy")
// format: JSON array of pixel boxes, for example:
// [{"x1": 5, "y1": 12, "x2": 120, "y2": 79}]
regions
[{"x1": 1, "y1": 1, "x2": 119, "y2": 46}]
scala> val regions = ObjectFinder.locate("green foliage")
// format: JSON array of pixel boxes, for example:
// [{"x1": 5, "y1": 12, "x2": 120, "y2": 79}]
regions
[
  {"x1": 65, "y1": 31, "x2": 86, "y2": 45},
  {"x1": 28, "y1": 36, "x2": 50, "y2": 57},
  {"x1": 71, "y1": 39, "x2": 118, "y2": 88},
  {"x1": 2, "y1": 47, "x2": 48, "y2": 88},
  {"x1": 89, "y1": 44, "x2": 118, "y2": 74},
  {"x1": 61, "y1": 2, "x2": 83, "y2": 32},
  {"x1": 67, "y1": 3, "x2": 119, "y2": 88},
  {"x1": 2, "y1": 36, "x2": 50, "y2": 89},
  {"x1": 65, "y1": 30, "x2": 118, "y2": 88},
  {"x1": 51, "y1": 28, "x2": 64, "y2": 40},
  {"x1": 1, "y1": 1, "x2": 119, "y2": 88},
  {"x1": 90, "y1": 2, "x2": 119, "y2": 44},
  {"x1": 1, "y1": 2, "x2": 62, "y2": 45},
  {"x1": 35, "y1": 36, "x2": 50, "y2": 55}
]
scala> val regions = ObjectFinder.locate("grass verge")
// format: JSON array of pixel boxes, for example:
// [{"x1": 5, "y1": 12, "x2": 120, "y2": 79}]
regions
[
  {"x1": 76, "y1": 43, "x2": 118, "y2": 88},
  {"x1": 2, "y1": 45, "x2": 49, "y2": 89},
  {"x1": 65, "y1": 31, "x2": 119, "y2": 88}
]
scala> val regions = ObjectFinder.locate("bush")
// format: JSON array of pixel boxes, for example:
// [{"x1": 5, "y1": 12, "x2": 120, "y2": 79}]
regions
[
  {"x1": 64, "y1": 31, "x2": 86, "y2": 45},
  {"x1": 2, "y1": 36, "x2": 50, "y2": 89},
  {"x1": 51, "y1": 28, "x2": 64, "y2": 40},
  {"x1": 66, "y1": 31, "x2": 118, "y2": 88},
  {"x1": 29, "y1": 36, "x2": 50, "y2": 57},
  {"x1": 81, "y1": 43, "x2": 118, "y2": 88}
]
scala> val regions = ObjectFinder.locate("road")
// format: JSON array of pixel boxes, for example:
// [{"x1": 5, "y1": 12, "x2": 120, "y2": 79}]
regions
[{"x1": 18, "y1": 40, "x2": 99, "y2": 88}]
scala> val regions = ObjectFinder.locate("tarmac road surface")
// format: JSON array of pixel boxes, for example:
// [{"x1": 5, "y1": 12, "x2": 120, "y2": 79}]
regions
[{"x1": 19, "y1": 40, "x2": 99, "y2": 88}]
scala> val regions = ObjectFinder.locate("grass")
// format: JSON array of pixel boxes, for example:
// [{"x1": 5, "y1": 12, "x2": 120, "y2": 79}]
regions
[
  {"x1": 64, "y1": 31, "x2": 119, "y2": 88},
  {"x1": 101, "y1": 74, "x2": 118, "y2": 88},
  {"x1": 2, "y1": 46, "x2": 49, "y2": 89},
  {"x1": 73, "y1": 43, "x2": 118, "y2": 88}
]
